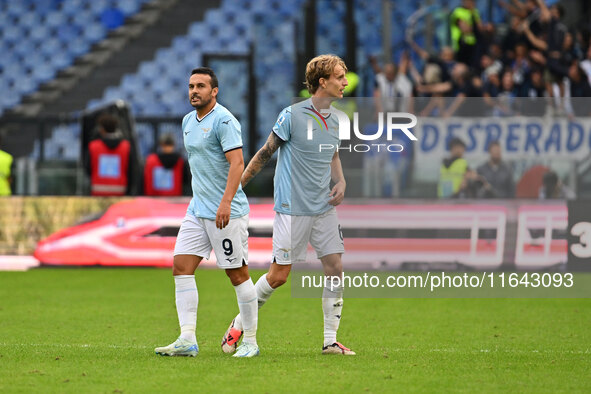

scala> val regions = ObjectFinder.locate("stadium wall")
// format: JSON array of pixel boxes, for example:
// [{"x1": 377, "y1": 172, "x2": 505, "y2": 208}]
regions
[{"x1": 0, "y1": 197, "x2": 588, "y2": 271}]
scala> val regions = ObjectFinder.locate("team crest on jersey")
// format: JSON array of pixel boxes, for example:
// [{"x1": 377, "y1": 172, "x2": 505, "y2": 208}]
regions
[
  {"x1": 201, "y1": 128, "x2": 211, "y2": 133},
  {"x1": 279, "y1": 248, "x2": 290, "y2": 259}
]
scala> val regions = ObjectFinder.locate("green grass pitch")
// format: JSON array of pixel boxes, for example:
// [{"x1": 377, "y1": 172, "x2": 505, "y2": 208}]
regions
[{"x1": 0, "y1": 268, "x2": 589, "y2": 393}]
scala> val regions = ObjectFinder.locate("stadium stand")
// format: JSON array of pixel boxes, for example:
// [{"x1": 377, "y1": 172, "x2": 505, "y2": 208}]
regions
[
  {"x1": 86, "y1": 0, "x2": 307, "y2": 150},
  {"x1": 0, "y1": 0, "x2": 152, "y2": 116},
  {"x1": 7, "y1": 0, "x2": 591, "y2": 168}
]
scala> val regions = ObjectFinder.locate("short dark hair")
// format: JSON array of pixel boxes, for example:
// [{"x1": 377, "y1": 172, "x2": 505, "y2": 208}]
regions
[
  {"x1": 159, "y1": 133, "x2": 175, "y2": 147},
  {"x1": 191, "y1": 67, "x2": 218, "y2": 89},
  {"x1": 449, "y1": 137, "x2": 466, "y2": 150},
  {"x1": 553, "y1": 3, "x2": 565, "y2": 18},
  {"x1": 96, "y1": 113, "x2": 118, "y2": 134},
  {"x1": 487, "y1": 140, "x2": 500, "y2": 151}
]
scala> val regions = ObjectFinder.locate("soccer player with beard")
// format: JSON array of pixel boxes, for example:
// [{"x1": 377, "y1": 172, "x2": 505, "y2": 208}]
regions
[
  {"x1": 221, "y1": 55, "x2": 355, "y2": 355},
  {"x1": 155, "y1": 67, "x2": 259, "y2": 358}
]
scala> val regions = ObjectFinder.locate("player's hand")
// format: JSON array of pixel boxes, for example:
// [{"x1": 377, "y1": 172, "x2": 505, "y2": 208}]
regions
[
  {"x1": 216, "y1": 200, "x2": 231, "y2": 229},
  {"x1": 328, "y1": 181, "x2": 346, "y2": 206}
]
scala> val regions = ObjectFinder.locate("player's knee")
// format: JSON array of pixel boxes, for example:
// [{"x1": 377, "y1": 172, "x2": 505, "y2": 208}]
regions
[
  {"x1": 172, "y1": 266, "x2": 186, "y2": 276},
  {"x1": 267, "y1": 272, "x2": 288, "y2": 288},
  {"x1": 228, "y1": 275, "x2": 249, "y2": 287},
  {"x1": 269, "y1": 277, "x2": 287, "y2": 288},
  {"x1": 267, "y1": 263, "x2": 291, "y2": 288},
  {"x1": 173, "y1": 255, "x2": 198, "y2": 275},
  {"x1": 225, "y1": 267, "x2": 250, "y2": 286},
  {"x1": 172, "y1": 266, "x2": 190, "y2": 276},
  {"x1": 321, "y1": 253, "x2": 343, "y2": 276}
]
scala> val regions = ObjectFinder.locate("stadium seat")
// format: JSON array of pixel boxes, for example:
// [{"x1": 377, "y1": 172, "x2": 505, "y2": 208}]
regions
[
  {"x1": 151, "y1": 77, "x2": 173, "y2": 95},
  {"x1": 19, "y1": 13, "x2": 42, "y2": 29},
  {"x1": 172, "y1": 36, "x2": 195, "y2": 54},
  {"x1": 121, "y1": 74, "x2": 142, "y2": 91},
  {"x1": 69, "y1": 37, "x2": 91, "y2": 57},
  {"x1": 100, "y1": 7, "x2": 125, "y2": 29},
  {"x1": 1, "y1": 93, "x2": 20, "y2": 109},
  {"x1": 187, "y1": 23, "x2": 207, "y2": 40},
  {"x1": 104, "y1": 86, "x2": 124, "y2": 102},
  {"x1": 83, "y1": 22, "x2": 107, "y2": 42},
  {"x1": 0, "y1": 0, "x2": 148, "y2": 114},
  {"x1": 32, "y1": 63, "x2": 56, "y2": 83},
  {"x1": 90, "y1": 0, "x2": 110, "y2": 14},
  {"x1": 119, "y1": 0, "x2": 142, "y2": 16}
]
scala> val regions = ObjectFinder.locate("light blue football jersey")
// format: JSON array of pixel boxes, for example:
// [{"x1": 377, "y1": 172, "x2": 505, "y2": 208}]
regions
[
  {"x1": 272, "y1": 99, "x2": 343, "y2": 215},
  {"x1": 182, "y1": 103, "x2": 249, "y2": 220}
]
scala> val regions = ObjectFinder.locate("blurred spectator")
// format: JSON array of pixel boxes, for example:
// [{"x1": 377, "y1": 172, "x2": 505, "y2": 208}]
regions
[
  {"x1": 0, "y1": 135, "x2": 14, "y2": 196},
  {"x1": 409, "y1": 39, "x2": 455, "y2": 116},
  {"x1": 539, "y1": 170, "x2": 575, "y2": 199},
  {"x1": 565, "y1": 60, "x2": 591, "y2": 117},
  {"x1": 86, "y1": 113, "x2": 132, "y2": 196},
  {"x1": 409, "y1": 39, "x2": 455, "y2": 81},
  {"x1": 520, "y1": 67, "x2": 548, "y2": 116},
  {"x1": 482, "y1": 69, "x2": 501, "y2": 111},
  {"x1": 489, "y1": 43, "x2": 508, "y2": 69},
  {"x1": 417, "y1": 63, "x2": 483, "y2": 116},
  {"x1": 522, "y1": 2, "x2": 568, "y2": 103},
  {"x1": 480, "y1": 52, "x2": 503, "y2": 84},
  {"x1": 476, "y1": 141, "x2": 515, "y2": 198},
  {"x1": 438, "y1": 137, "x2": 468, "y2": 198},
  {"x1": 499, "y1": 0, "x2": 538, "y2": 21},
  {"x1": 494, "y1": 70, "x2": 519, "y2": 116},
  {"x1": 511, "y1": 42, "x2": 531, "y2": 95},
  {"x1": 396, "y1": 0, "x2": 590, "y2": 120},
  {"x1": 580, "y1": 43, "x2": 591, "y2": 84},
  {"x1": 373, "y1": 52, "x2": 413, "y2": 115},
  {"x1": 144, "y1": 133, "x2": 189, "y2": 196},
  {"x1": 501, "y1": 16, "x2": 528, "y2": 61},
  {"x1": 454, "y1": 169, "x2": 491, "y2": 198},
  {"x1": 450, "y1": 0, "x2": 483, "y2": 67}
]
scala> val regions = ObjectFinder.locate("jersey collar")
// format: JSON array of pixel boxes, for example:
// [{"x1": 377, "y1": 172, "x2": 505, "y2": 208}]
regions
[
  {"x1": 196, "y1": 102, "x2": 218, "y2": 122},
  {"x1": 306, "y1": 98, "x2": 332, "y2": 119}
]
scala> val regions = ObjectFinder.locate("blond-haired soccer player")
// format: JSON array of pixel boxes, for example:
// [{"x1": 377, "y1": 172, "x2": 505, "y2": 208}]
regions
[{"x1": 221, "y1": 55, "x2": 355, "y2": 355}]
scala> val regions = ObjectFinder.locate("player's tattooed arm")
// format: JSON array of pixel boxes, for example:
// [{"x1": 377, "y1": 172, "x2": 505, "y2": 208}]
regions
[{"x1": 241, "y1": 131, "x2": 285, "y2": 187}]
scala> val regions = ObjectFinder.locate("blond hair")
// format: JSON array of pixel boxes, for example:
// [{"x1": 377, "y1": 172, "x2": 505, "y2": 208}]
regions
[{"x1": 304, "y1": 54, "x2": 347, "y2": 94}]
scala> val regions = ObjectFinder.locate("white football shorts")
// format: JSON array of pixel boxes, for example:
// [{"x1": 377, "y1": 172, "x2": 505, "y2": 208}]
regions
[
  {"x1": 174, "y1": 213, "x2": 249, "y2": 269},
  {"x1": 272, "y1": 207, "x2": 344, "y2": 265}
]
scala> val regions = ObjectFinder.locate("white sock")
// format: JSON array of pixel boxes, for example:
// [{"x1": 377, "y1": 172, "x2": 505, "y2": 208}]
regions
[
  {"x1": 175, "y1": 275, "x2": 197, "y2": 343},
  {"x1": 322, "y1": 284, "x2": 344, "y2": 347},
  {"x1": 234, "y1": 273, "x2": 275, "y2": 331},
  {"x1": 234, "y1": 278, "x2": 258, "y2": 345}
]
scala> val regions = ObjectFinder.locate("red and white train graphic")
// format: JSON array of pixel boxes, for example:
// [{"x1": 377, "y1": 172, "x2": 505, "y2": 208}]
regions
[{"x1": 33, "y1": 198, "x2": 568, "y2": 269}]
